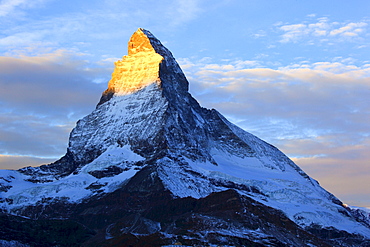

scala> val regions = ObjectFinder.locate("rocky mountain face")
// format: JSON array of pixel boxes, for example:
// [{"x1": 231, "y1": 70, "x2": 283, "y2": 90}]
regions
[{"x1": 1, "y1": 28, "x2": 370, "y2": 246}]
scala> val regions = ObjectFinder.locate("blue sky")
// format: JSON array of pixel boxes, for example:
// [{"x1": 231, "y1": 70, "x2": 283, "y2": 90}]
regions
[{"x1": 0, "y1": 0, "x2": 369, "y2": 207}]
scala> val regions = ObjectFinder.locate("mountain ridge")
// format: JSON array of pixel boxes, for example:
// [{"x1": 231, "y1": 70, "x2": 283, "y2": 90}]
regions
[{"x1": 1, "y1": 28, "x2": 369, "y2": 246}]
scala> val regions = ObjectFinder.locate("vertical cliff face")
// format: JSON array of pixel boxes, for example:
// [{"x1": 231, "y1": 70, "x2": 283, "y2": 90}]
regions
[{"x1": 1, "y1": 28, "x2": 370, "y2": 246}]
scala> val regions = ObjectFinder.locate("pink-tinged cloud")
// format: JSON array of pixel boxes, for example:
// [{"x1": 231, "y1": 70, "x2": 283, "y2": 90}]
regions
[{"x1": 0, "y1": 155, "x2": 55, "y2": 170}]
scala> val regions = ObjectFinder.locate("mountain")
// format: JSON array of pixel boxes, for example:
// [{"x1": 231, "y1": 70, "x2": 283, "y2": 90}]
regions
[{"x1": 1, "y1": 28, "x2": 370, "y2": 246}]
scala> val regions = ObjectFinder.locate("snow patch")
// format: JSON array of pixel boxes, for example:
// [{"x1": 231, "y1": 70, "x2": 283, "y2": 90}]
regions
[{"x1": 80, "y1": 145, "x2": 144, "y2": 173}]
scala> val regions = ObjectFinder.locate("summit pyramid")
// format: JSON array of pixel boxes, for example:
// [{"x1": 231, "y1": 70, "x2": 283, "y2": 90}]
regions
[{"x1": 1, "y1": 28, "x2": 369, "y2": 246}]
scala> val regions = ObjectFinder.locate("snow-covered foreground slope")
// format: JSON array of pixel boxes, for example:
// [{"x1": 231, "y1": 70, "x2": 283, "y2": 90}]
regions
[
  {"x1": 154, "y1": 120, "x2": 370, "y2": 237},
  {"x1": 1, "y1": 28, "x2": 369, "y2": 246},
  {"x1": 2, "y1": 135, "x2": 369, "y2": 237},
  {"x1": 0, "y1": 145, "x2": 144, "y2": 209}
]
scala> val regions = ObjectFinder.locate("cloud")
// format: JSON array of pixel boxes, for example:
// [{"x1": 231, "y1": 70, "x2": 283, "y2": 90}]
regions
[
  {"x1": 0, "y1": 51, "x2": 106, "y2": 115},
  {"x1": 0, "y1": 112, "x2": 72, "y2": 157},
  {"x1": 253, "y1": 30, "x2": 267, "y2": 38},
  {"x1": 167, "y1": 0, "x2": 202, "y2": 26},
  {"x1": 0, "y1": 50, "x2": 107, "y2": 158},
  {"x1": 0, "y1": 0, "x2": 207, "y2": 60},
  {"x1": 280, "y1": 24, "x2": 309, "y2": 43},
  {"x1": 0, "y1": 0, "x2": 47, "y2": 17},
  {"x1": 289, "y1": 138, "x2": 370, "y2": 207},
  {"x1": 278, "y1": 17, "x2": 368, "y2": 43},
  {"x1": 189, "y1": 60, "x2": 370, "y2": 135},
  {"x1": 0, "y1": 0, "x2": 24, "y2": 16},
  {"x1": 0, "y1": 155, "x2": 55, "y2": 170},
  {"x1": 0, "y1": 31, "x2": 48, "y2": 47},
  {"x1": 183, "y1": 57, "x2": 370, "y2": 206},
  {"x1": 329, "y1": 22, "x2": 368, "y2": 37}
]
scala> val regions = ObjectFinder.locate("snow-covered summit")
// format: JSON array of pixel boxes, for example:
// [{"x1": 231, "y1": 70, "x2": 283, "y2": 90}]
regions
[{"x1": 1, "y1": 28, "x2": 370, "y2": 246}]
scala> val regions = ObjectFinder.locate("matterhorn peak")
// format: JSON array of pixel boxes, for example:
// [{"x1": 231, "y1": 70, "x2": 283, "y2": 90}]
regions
[
  {"x1": 127, "y1": 28, "x2": 157, "y2": 55},
  {"x1": 2, "y1": 28, "x2": 370, "y2": 247},
  {"x1": 99, "y1": 28, "x2": 188, "y2": 105}
]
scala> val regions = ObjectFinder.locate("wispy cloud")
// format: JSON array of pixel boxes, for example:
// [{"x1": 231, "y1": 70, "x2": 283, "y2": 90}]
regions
[
  {"x1": 0, "y1": 0, "x2": 206, "y2": 59},
  {"x1": 329, "y1": 22, "x2": 368, "y2": 37},
  {"x1": 0, "y1": 0, "x2": 47, "y2": 18},
  {"x1": 278, "y1": 17, "x2": 368, "y2": 43},
  {"x1": 0, "y1": 0, "x2": 25, "y2": 17},
  {"x1": 167, "y1": 0, "x2": 202, "y2": 26},
  {"x1": 253, "y1": 30, "x2": 267, "y2": 38}
]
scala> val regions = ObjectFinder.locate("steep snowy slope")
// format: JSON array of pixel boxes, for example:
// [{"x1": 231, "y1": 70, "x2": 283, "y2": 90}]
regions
[{"x1": 1, "y1": 28, "x2": 369, "y2": 246}]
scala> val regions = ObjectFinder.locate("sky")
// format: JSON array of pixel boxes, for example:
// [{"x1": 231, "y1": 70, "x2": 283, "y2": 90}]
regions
[{"x1": 0, "y1": 0, "x2": 369, "y2": 207}]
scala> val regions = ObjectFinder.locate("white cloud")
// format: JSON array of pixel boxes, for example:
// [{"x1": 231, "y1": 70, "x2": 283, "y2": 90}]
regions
[
  {"x1": 0, "y1": 31, "x2": 49, "y2": 47},
  {"x1": 278, "y1": 17, "x2": 368, "y2": 43},
  {"x1": 253, "y1": 30, "x2": 267, "y2": 38},
  {"x1": 329, "y1": 22, "x2": 367, "y2": 37},
  {"x1": 170, "y1": 0, "x2": 202, "y2": 26},
  {"x1": 0, "y1": 0, "x2": 47, "y2": 17},
  {"x1": 0, "y1": 0, "x2": 207, "y2": 60},
  {"x1": 279, "y1": 24, "x2": 311, "y2": 43},
  {"x1": 0, "y1": 0, "x2": 28, "y2": 17}
]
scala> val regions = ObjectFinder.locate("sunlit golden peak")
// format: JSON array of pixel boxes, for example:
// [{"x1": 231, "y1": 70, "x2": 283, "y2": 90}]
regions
[
  {"x1": 128, "y1": 28, "x2": 156, "y2": 55},
  {"x1": 103, "y1": 28, "x2": 164, "y2": 97}
]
